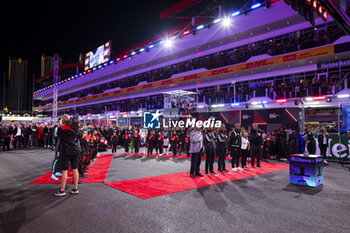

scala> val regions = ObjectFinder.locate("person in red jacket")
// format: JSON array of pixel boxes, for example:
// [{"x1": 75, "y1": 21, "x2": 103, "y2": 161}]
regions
[
  {"x1": 110, "y1": 131, "x2": 119, "y2": 154},
  {"x1": 170, "y1": 131, "x2": 179, "y2": 157},
  {"x1": 146, "y1": 131, "x2": 155, "y2": 156},
  {"x1": 123, "y1": 131, "x2": 131, "y2": 153},
  {"x1": 157, "y1": 132, "x2": 164, "y2": 155},
  {"x1": 133, "y1": 131, "x2": 141, "y2": 154}
]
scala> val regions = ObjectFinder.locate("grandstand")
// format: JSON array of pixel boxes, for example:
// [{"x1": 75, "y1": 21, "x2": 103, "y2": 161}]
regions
[{"x1": 32, "y1": 0, "x2": 350, "y2": 131}]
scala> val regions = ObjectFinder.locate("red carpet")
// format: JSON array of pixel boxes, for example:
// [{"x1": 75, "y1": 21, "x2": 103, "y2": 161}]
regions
[
  {"x1": 105, "y1": 162, "x2": 289, "y2": 199},
  {"x1": 30, "y1": 154, "x2": 114, "y2": 184}
]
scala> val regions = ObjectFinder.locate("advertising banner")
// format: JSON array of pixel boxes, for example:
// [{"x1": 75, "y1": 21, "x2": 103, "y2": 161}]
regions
[{"x1": 300, "y1": 134, "x2": 350, "y2": 161}]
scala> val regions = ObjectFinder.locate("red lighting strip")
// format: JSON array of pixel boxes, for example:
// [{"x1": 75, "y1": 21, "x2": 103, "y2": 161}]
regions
[
  {"x1": 313, "y1": 96, "x2": 326, "y2": 100},
  {"x1": 183, "y1": 30, "x2": 190, "y2": 35},
  {"x1": 276, "y1": 99, "x2": 287, "y2": 103}
]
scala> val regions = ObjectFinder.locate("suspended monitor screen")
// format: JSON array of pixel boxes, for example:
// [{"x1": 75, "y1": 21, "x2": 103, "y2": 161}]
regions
[{"x1": 84, "y1": 41, "x2": 111, "y2": 70}]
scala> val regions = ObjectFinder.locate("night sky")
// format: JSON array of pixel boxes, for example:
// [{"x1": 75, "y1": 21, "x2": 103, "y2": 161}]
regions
[{"x1": 0, "y1": 0, "x2": 247, "y2": 78}]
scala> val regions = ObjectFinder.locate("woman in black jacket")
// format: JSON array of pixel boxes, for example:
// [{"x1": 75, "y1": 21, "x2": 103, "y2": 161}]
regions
[{"x1": 54, "y1": 114, "x2": 82, "y2": 197}]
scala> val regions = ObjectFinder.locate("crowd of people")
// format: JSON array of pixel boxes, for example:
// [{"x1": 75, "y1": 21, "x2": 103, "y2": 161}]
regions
[
  {"x1": 2, "y1": 115, "x2": 349, "y2": 196},
  {"x1": 36, "y1": 23, "x2": 345, "y2": 108}
]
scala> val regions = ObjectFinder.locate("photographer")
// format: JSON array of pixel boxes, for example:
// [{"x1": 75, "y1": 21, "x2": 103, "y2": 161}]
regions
[{"x1": 54, "y1": 114, "x2": 82, "y2": 197}]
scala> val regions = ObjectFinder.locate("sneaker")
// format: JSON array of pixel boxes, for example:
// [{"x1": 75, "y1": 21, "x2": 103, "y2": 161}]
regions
[
  {"x1": 237, "y1": 167, "x2": 243, "y2": 171},
  {"x1": 51, "y1": 175, "x2": 59, "y2": 181},
  {"x1": 70, "y1": 189, "x2": 79, "y2": 195},
  {"x1": 55, "y1": 172, "x2": 62, "y2": 177},
  {"x1": 232, "y1": 167, "x2": 237, "y2": 172},
  {"x1": 54, "y1": 190, "x2": 66, "y2": 197}
]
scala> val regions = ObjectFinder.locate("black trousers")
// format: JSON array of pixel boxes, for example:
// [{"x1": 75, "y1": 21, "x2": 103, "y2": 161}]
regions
[
  {"x1": 205, "y1": 147, "x2": 215, "y2": 173},
  {"x1": 124, "y1": 140, "x2": 129, "y2": 153},
  {"x1": 231, "y1": 147, "x2": 240, "y2": 168},
  {"x1": 241, "y1": 149, "x2": 248, "y2": 167},
  {"x1": 190, "y1": 152, "x2": 202, "y2": 175},
  {"x1": 147, "y1": 143, "x2": 154, "y2": 155},
  {"x1": 320, "y1": 145, "x2": 327, "y2": 159},
  {"x1": 156, "y1": 143, "x2": 163, "y2": 154},
  {"x1": 134, "y1": 143, "x2": 139, "y2": 153},
  {"x1": 251, "y1": 146, "x2": 261, "y2": 167},
  {"x1": 14, "y1": 136, "x2": 23, "y2": 149},
  {"x1": 217, "y1": 146, "x2": 226, "y2": 171},
  {"x1": 112, "y1": 143, "x2": 118, "y2": 153}
]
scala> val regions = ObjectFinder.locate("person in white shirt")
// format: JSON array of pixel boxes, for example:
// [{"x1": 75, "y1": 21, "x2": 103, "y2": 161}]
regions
[
  {"x1": 240, "y1": 131, "x2": 250, "y2": 168},
  {"x1": 14, "y1": 124, "x2": 23, "y2": 150}
]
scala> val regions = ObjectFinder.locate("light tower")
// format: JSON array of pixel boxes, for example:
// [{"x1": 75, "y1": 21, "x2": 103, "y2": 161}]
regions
[{"x1": 52, "y1": 54, "x2": 59, "y2": 123}]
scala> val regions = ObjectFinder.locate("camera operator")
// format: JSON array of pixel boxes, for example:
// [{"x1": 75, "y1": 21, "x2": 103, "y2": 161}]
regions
[{"x1": 54, "y1": 114, "x2": 82, "y2": 197}]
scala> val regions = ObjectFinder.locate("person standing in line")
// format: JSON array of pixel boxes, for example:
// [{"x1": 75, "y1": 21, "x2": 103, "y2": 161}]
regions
[
  {"x1": 249, "y1": 123, "x2": 262, "y2": 168},
  {"x1": 156, "y1": 131, "x2": 164, "y2": 156},
  {"x1": 110, "y1": 131, "x2": 119, "y2": 154},
  {"x1": 204, "y1": 127, "x2": 216, "y2": 174},
  {"x1": 44, "y1": 124, "x2": 50, "y2": 147},
  {"x1": 146, "y1": 130, "x2": 155, "y2": 156},
  {"x1": 304, "y1": 126, "x2": 316, "y2": 154},
  {"x1": 216, "y1": 125, "x2": 229, "y2": 173},
  {"x1": 279, "y1": 126, "x2": 287, "y2": 160},
  {"x1": 123, "y1": 131, "x2": 131, "y2": 153},
  {"x1": 269, "y1": 131, "x2": 277, "y2": 159},
  {"x1": 133, "y1": 130, "x2": 141, "y2": 154},
  {"x1": 170, "y1": 131, "x2": 179, "y2": 157},
  {"x1": 241, "y1": 130, "x2": 250, "y2": 168},
  {"x1": 189, "y1": 126, "x2": 203, "y2": 178},
  {"x1": 229, "y1": 123, "x2": 242, "y2": 171},
  {"x1": 14, "y1": 124, "x2": 23, "y2": 150},
  {"x1": 318, "y1": 128, "x2": 329, "y2": 165},
  {"x1": 261, "y1": 133, "x2": 269, "y2": 162}
]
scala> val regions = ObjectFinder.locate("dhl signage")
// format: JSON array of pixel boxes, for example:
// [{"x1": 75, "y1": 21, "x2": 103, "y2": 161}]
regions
[{"x1": 35, "y1": 45, "x2": 334, "y2": 111}]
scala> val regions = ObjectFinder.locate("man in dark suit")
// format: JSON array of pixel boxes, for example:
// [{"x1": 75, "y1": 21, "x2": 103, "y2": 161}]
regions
[{"x1": 249, "y1": 123, "x2": 262, "y2": 168}]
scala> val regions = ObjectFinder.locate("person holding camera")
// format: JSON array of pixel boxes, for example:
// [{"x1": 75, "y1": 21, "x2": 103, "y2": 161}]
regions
[{"x1": 54, "y1": 114, "x2": 82, "y2": 197}]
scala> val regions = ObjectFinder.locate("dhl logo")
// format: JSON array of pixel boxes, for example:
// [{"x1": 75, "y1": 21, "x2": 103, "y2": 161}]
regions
[
  {"x1": 242, "y1": 59, "x2": 273, "y2": 70},
  {"x1": 183, "y1": 74, "x2": 199, "y2": 81},
  {"x1": 210, "y1": 67, "x2": 230, "y2": 76},
  {"x1": 298, "y1": 52, "x2": 311, "y2": 57},
  {"x1": 161, "y1": 79, "x2": 175, "y2": 85},
  {"x1": 142, "y1": 84, "x2": 153, "y2": 89},
  {"x1": 127, "y1": 87, "x2": 136, "y2": 92},
  {"x1": 283, "y1": 54, "x2": 297, "y2": 62}
]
